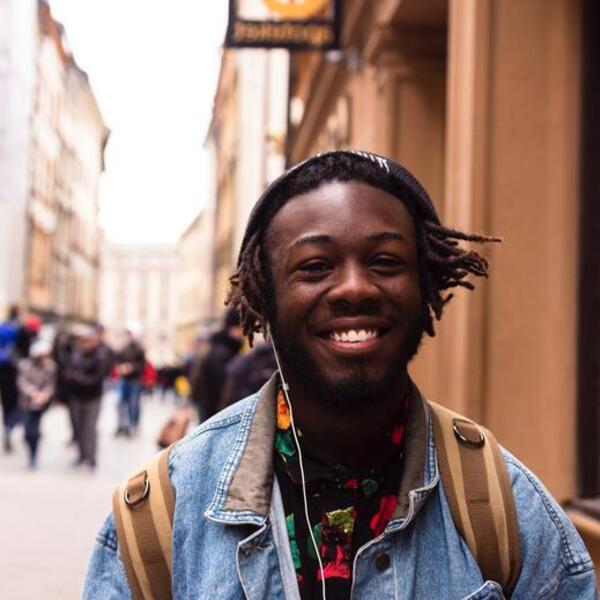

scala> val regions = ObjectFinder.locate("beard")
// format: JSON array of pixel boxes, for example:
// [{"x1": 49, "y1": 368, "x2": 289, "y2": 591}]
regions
[{"x1": 268, "y1": 310, "x2": 426, "y2": 413}]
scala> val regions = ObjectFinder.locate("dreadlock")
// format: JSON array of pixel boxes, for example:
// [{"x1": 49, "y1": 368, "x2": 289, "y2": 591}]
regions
[{"x1": 227, "y1": 153, "x2": 500, "y2": 345}]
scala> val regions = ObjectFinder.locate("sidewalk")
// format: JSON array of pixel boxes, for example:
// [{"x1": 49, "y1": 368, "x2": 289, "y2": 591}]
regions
[{"x1": 0, "y1": 389, "x2": 179, "y2": 599}]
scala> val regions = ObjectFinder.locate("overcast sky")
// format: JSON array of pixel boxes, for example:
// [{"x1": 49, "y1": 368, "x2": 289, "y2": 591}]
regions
[{"x1": 49, "y1": 0, "x2": 229, "y2": 244}]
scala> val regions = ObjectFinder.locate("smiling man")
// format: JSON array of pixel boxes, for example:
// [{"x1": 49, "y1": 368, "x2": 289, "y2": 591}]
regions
[{"x1": 84, "y1": 151, "x2": 596, "y2": 599}]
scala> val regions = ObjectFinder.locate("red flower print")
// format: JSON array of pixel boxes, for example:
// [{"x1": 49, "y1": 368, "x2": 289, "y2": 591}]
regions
[
  {"x1": 370, "y1": 495, "x2": 398, "y2": 536},
  {"x1": 391, "y1": 424, "x2": 404, "y2": 445},
  {"x1": 318, "y1": 545, "x2": 352, "y2": 580},
  {"x1": 345, "y1": 478, "x2": 359, "y2": 489}
]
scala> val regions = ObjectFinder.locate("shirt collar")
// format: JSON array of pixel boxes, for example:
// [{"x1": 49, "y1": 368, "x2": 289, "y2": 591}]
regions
[{"x1": 205, "y1": 374, "x2": 438, "y2": 525}]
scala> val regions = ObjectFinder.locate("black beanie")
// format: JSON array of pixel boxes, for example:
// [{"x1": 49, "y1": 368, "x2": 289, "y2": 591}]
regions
[{"x1": 236, "y1": 150, "x2": 441, "y2": 267}]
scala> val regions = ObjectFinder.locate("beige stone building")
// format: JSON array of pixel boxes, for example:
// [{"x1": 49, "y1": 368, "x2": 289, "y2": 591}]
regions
[
  {"x1": 286, "y1": 0, "x2": 600, "y2": 565},
  {"x1": 175, "y1": 211, "x2": 214, "y2": 354},
  {"x1": 25, "y1": 1, "x2": 107, "y2": 325},
  {"x1": 206, "y1": 45, "x2": 288, "y2": 315},
  {"x1": 99, "y1": 244, "x2": 178, "y2": 366}
]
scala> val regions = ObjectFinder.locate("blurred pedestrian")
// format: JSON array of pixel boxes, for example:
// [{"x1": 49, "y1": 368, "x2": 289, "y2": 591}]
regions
[
  {"x1": 17, "y1": 339, "x2": 56, "y2": 469},
  {"x1": 190, "y1": 308, "x2": 243, "y2": 422},
  {"x1": 52, "y1": 324, "x2": 76, "y2": 444},
  {"x1": 114, "y1": 323, "x2": 145, "y2": 436},
  {"x1": 0, "y1": 305, "x2": 22, "y2": 452},
  {"x1": 62, "y1": 327, "x2": 107, "y2": 470},
  {"x1": 94, "y1": 323, "x2": 116, "y2": 383},
  {"x1": 141, "y1": 360, "x2": 156, "y2": 401},
  {"x1": 218, "y1": 340, "x2": 276, "y2": 411}
]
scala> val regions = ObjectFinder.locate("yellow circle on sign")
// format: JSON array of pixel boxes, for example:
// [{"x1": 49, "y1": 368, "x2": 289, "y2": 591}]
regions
[{"x1": 262, "y1": 0, "x2": 328, "y2": 19}]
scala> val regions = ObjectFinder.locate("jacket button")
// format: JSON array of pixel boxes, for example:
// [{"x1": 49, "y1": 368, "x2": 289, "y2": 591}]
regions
[{"x1": 375, "y1": 552, "x2": 390, "y2": 571}]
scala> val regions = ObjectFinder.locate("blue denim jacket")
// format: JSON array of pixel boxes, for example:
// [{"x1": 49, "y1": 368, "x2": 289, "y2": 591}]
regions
[{"x1": 84, "y1": 377, "x2": 596, "y2": 599}]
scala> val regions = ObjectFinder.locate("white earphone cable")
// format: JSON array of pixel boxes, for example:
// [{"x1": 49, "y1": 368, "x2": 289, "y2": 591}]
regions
[{"x1": 269, "y1": 330, "x2": 327, "y2": 600}]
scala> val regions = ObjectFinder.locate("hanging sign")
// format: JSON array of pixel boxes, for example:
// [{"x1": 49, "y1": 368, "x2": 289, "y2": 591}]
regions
[{"x1": 225, "y1": 0, "x2": 341, "y2": 50}]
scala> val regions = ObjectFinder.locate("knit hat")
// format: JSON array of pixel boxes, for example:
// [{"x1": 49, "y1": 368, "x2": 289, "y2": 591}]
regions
[{"x1": 237, "y1": 150, "x2": 441, "y2": 266}]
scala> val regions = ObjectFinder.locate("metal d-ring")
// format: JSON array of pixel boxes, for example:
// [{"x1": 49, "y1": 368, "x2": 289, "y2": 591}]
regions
[
  {"x1": 453, "y1": 422, "x2": 485, "y2": 448},
  {"x1": 124, "y1": 476, "x2": 150, "y2": 506}
]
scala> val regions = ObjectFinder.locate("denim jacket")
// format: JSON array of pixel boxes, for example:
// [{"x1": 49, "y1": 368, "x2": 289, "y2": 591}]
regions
[{"x1": 84, "y1": 376, "x2": 596, "y2": 599}]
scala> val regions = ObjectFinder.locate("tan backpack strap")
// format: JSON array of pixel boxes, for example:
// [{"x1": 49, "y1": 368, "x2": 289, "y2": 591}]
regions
[
  {"x1": 429, "y1": 401, "x2": 521, "y2": 596},
  {"x1": 112, "y1": 445, "x2": 176, "y2": 600}
]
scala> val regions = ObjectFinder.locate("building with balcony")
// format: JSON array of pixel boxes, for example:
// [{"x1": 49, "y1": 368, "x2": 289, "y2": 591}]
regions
[
  {"x1": 25, "y1": 1, "x2": 108, "y2": 325},
  {"x1": 205, "y1": 44, "x2": 288, "y2": 315},
  {"x1": 285, "y1": 0, "x2": 599, "y2": 566}
]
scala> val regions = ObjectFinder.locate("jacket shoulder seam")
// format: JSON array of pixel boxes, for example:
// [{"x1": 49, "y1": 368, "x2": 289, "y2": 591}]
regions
[{"x1": 168, "y1": 413, "x2": 244, "y2": 466}]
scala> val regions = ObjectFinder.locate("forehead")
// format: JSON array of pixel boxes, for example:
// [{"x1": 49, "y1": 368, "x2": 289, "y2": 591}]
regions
[{"x1": 266, "y1": 180, "x2": 416, "y2": 247}]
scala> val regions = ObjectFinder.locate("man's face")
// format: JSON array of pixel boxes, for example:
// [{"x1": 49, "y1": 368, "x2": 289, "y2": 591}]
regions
[{"x1": 265, "y1": 180, "x2": 424, "y2": 408}]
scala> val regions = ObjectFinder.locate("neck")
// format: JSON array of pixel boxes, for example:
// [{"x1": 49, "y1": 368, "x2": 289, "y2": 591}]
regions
[{"x1": 282, "y1": 370, "x2": 410, "y2": 466}]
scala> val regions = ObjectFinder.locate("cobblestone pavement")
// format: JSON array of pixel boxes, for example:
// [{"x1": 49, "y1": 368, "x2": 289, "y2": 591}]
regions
[{"x1": 0, "y1": 389, "x2": 181, "y2": 599}]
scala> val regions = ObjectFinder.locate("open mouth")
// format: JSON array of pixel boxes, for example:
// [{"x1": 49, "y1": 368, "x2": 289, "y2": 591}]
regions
[{"x1": 329, "y1": 329, "x2": 380, "y2": 343}]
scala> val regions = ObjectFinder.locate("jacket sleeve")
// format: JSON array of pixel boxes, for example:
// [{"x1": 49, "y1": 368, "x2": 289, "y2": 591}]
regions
[
  {"x1": 83, "y1": 514, "x2": 132, "y2": 599},
  {"x1": 504, "y1": 451, "x2": 597, "y2": 599}
]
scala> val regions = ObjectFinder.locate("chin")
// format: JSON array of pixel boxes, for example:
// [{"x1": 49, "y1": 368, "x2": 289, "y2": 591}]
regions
[{"x1": 311, "y1": 369, "x2": 400, "y2": 411}]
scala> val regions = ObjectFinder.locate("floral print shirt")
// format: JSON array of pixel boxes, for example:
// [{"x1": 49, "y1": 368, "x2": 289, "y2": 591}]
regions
[{"x1": 274, "y1": 389, "x2": 411, "y2": 599}]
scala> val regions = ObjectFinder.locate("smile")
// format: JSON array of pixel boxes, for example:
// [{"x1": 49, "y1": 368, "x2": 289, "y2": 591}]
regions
[{"x1": 329, "y1": 329, "x2": 379, "y2": 343}]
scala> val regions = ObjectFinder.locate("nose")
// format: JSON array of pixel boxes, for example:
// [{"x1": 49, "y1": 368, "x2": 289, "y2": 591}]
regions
[{"x1": 326, "y1": 261, "x2": 381, "y2": 309}]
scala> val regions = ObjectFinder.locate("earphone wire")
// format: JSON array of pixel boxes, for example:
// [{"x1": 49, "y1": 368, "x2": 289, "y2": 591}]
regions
[{"x1": 268, "y1": 329, "x2": 327, "y2": 600}]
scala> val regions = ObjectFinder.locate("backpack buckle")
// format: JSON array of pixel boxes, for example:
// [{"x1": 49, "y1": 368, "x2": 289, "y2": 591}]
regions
[
  {"x1": 452, "y1": 420, "x2": 485, "y2": 448},
  {"x1": 124, "y1": 472, "x2": 150, "y2": 506}
]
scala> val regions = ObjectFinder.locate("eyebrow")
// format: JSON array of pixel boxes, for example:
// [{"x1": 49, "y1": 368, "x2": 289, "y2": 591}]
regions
[
  {"x1": 368, "y1": 231, "x2": 407, "y2": 242},
  {"x1": 290, "y1": 234, "x2": 333, "y2": 249},
  {"x1": 290, "y1": 231, "x2": 406, "y2": 249}
]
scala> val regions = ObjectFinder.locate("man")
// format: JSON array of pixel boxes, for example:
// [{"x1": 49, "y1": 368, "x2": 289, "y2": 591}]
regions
[
  {"x1": 63, "y1": 327, "x2": 108, "y2": 470},
  {"x1": 114, "y1": 323, "x2": 146, "y2": 436},
  {"x1": 190, "y1": 308, "x2": 243, "y2": 421},
  {"x1": 84, "y1": 151, "x2": 595, "y2": 598},
  {"x1": 218, "y1": 339, "x2": 276, "y2": 411},
  {"x1": 0, "y1": 305, "x2": 23, "y2": 452}
]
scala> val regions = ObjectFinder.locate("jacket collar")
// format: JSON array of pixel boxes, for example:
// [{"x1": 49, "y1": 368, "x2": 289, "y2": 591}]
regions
[{"x1": 205, "y1": 374, "x2": 439, "y2": 526}]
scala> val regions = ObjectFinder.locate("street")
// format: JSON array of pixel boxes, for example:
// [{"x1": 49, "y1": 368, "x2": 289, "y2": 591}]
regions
[{"x1": 0, "y1": 389, "x2": 177, "y2": 599}]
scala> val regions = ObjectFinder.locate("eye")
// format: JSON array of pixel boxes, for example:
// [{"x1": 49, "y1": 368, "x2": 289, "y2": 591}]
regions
[
  {"x1": 370, "y1": 255, "x2": 404, "y2": 273},
  {"x1": 298, "y1": 259, "x2": 331, "y2": 277}
]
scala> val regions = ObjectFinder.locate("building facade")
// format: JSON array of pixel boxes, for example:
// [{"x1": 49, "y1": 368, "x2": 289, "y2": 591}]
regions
[
  {"x1": 99, "y1": 243, "x2": 178, "y2": 366},
  {"x1": 175, "y1": 211, "x2": 214, "y2": 354},
  {"x1": 0, "y1": 0, "x2": 37, "y2": 316},
  {"x1": 206, "y1": 43, "x2": 288, "y2": 315},
  {"x1": 285, "y1": 0, "x2": 600, "y2": 565},
  {"x1": 25, "y1": 1, "x2": 107, "y2": 325}
]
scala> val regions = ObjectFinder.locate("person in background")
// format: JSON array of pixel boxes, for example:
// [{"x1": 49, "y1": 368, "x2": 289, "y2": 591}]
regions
[
  {"x1": 18, "y1": 313, "x2": 42, "y2": 358},
  {"x1": 62, "y1": 327, "x2": 107, "y2": 470},
  {"x1": 0, "y1": 305, "x2": 23, "y2": 452},
  {"x1": 114, "y1": 323, "x2": 146, "y2": 436},
  {"x1": 190, "y1": 308, "x2": 243, "y2": 422},
  {"x1": 17, "y1": 339, "x2": 56, "y2": 469},
  {"x1": 94, "y1": 323, "x2": 115, "y2": 383},
  {"x1": 53, "y1": 324, "x2": 77, "y2": 445},
  {"x1": 141, "y1": 359, "x2": 156, "y2": 401},
  {"x1": 218, "y1": 340, "x2": 276, "y2": 411}
]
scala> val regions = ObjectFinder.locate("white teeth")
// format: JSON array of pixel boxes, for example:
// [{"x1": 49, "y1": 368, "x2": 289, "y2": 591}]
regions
[{"x1": 330, "y1": 329, "x2": 378, "y2": 343}]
